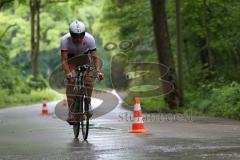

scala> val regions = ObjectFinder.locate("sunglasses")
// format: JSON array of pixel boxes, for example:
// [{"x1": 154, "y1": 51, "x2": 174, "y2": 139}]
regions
[{"x1": 70, "y1": 32, "x2": 85, "y2": 39}]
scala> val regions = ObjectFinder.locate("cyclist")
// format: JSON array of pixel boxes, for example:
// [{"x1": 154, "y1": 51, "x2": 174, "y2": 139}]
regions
[{"x1": 60, "y1": 20, "x2": 103, "y2": 125}]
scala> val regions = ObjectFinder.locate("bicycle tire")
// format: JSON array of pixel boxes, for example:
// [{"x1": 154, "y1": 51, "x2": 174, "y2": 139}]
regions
[
  {"x1": 80, "y1": 94, "x2": 89, "y2": 140},
  {"x1": 73, "y1": 122, "x2": 80, "y2": 138},
  {"x1": 70, "y1": 65, "x2": 92, "y2": 140},
  {"x1": 73, "y1": 96, "x2": 80, "y2": 139},
  {"x1": 81, "y1": 114, "x2": 89, "y2": 140}
]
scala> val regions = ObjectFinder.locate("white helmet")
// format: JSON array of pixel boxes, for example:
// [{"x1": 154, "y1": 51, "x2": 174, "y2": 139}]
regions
[{"x1": 69, "y1": 20, "x2": 85, "y2": 38}]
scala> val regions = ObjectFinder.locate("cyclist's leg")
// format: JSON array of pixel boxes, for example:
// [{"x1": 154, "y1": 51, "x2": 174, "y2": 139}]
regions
[
  {"x1": 83, "y1": 71, "x2": 94, "y2": 116},
  {"x1": 66, "y1": 82, "x2": 74, "y2": 111},
  {"x1": 66, "y1": 64, "x2": 76, "y2": 121}
]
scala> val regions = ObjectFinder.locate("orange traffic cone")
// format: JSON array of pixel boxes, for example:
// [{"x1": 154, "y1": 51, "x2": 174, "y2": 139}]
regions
[
  {"x1": 63, "y1": 99, "x2": 67, "y2": 107},
  {"x1": 129, "y1": 97, "x2": 148, "y2": 133},
  {"x1": 42, "y1": 97, "x2": 49, "y2": 115}
]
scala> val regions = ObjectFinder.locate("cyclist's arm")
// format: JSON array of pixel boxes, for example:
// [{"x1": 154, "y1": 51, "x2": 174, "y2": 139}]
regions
[
  {"x1": 88, "y1": 34, "x2": 102, "y2": 72},
  {"x1": 60, "y1": 38, "x2": 71, "y2": 75},
  {"x1": 61, "y1": 51, "x2": 70, "y2": 75},
  {"x1": 91, "y1": 50, "x2": 101, "y2": 72}
]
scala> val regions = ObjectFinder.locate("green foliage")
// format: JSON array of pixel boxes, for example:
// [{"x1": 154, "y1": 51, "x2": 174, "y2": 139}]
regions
[
  {"x1": 97, "y1": 0, "x2": 155, "y2": 61},
  {"x1": 26, "y1": 75, "x2": 48, "y2": 90},
  {"x1": 129, "y1": 85, "x2": 159, "y2": 92},
  {"x1": 0, "y1": 89, "x2": 63, "y2": 108},
  {"x1": 0, "y1": 42, "x2": 30, "y2": 95},
  {"x1": 181, "y1": 0, "x2": 240, "y2": 81},
  {"x1": 0, "y1": 0, "x2": 110, "y2": 107},
  {"x1": 98, "y1": 0, "x2": 240, "y2": 119},
  {"x1": 124, "y1": 96, "x2": 168, "y2": 113},
  {"x1": 184, "y1": 81, "x2": 240, "y2": 119},
  {"x1": 140, "y1": 97, "x2": 168, "y2": 113}
]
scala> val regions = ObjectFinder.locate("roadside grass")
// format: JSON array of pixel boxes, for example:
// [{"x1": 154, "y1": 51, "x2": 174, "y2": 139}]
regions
[
  {"x1": 123, "y1": 82, "x2": 240, "y2": 120},
  {"x1": 0, "y1": 89, "x2": 64, "y2": 109},
  {"x1": 181, "y1": 83, "x2": 240, "y2": 120},
  {"x1": 140, "y1": 97, "x2": 169, "y2": 112},
  {"x1": 124, "y1": 96, "x2": 240, "y2": 120},
  {"x1": 123, "y1": 96, "x2": 170, "y2": 113}
]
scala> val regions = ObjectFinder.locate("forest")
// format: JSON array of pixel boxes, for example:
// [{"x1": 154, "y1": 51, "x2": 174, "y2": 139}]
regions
[{"x1": 0, "y1": 0, "x2": 240, "y2": 119}]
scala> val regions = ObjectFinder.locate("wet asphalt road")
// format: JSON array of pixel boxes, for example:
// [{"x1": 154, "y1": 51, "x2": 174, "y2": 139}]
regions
[{"x1": 0, "y1": 91, "x2": 240, "y2": 160}]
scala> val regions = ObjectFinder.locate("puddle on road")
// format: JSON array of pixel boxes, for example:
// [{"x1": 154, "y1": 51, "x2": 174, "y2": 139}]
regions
[
  {"x1": 88, "y1": 124, "x2": 118, "y2": 130},
  {"x1": 143, "y1": 144, "x2": 240, "y2": 153}
]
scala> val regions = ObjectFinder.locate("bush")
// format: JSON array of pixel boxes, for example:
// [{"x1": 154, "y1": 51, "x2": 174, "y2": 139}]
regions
[
  {"x1": 184, "y1": 81, "x2": 240, "y2": 120},
  {"x1": 0, "y1": 89, "x2": 63, "y2": 108},
  {"x1": 0, "y1": 50, "x2": 31, "y2": 95},
  {"x1": 27, "y1": 75, "x2": 48, "y2": 90}
]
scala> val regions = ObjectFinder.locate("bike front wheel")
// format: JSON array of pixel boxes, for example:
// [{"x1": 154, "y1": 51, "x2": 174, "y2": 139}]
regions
[
  {"x1": 81, "y1": 114, "x2": 89, "y2": 140},
  {"x1": 73, "y1": 122, "x2": 80, "y2": 139}
]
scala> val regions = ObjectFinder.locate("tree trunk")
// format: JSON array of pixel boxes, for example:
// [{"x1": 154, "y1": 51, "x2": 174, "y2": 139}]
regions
[
  {"x1": 199, "y1": 38, "x2": 211, "y2": 69},
  {"x1": 200, "y1": 0, "x2": 213, "y2": 72},
  {"x1": 36, "y1": 0, "x2": 40, "y2": 76},
  {"x1": 30, "y1": 0, "x2": 36, "y2": 78},
  {"x1": 30, "y1": 0, "x2": 40, "y2": 79},
  {"x1": 151, "y1": 0, "x2": 181, "y2": 109},
  {"x1": 176, "y1": 0, "x2": 184, "y2": 106},
  {"x1": 232, "y1": 48, "x2": 240, "y2": 66},
  {"x1": 183, "y1": 39, "x2": 193, "y2": 84}
]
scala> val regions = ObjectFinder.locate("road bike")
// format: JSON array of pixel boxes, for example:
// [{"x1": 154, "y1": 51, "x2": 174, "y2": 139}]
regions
[{"x1": 68, "y1": 64, "x2": 96, "y2": 140}]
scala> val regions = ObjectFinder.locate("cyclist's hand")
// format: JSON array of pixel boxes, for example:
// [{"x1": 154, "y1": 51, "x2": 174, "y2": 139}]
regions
[
  {"x1": 66, "y1": 70, "x2": 76, "y2": 79},
  {"x1": 96, "y1": 71, "x2": 104, "y2": 81}
]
